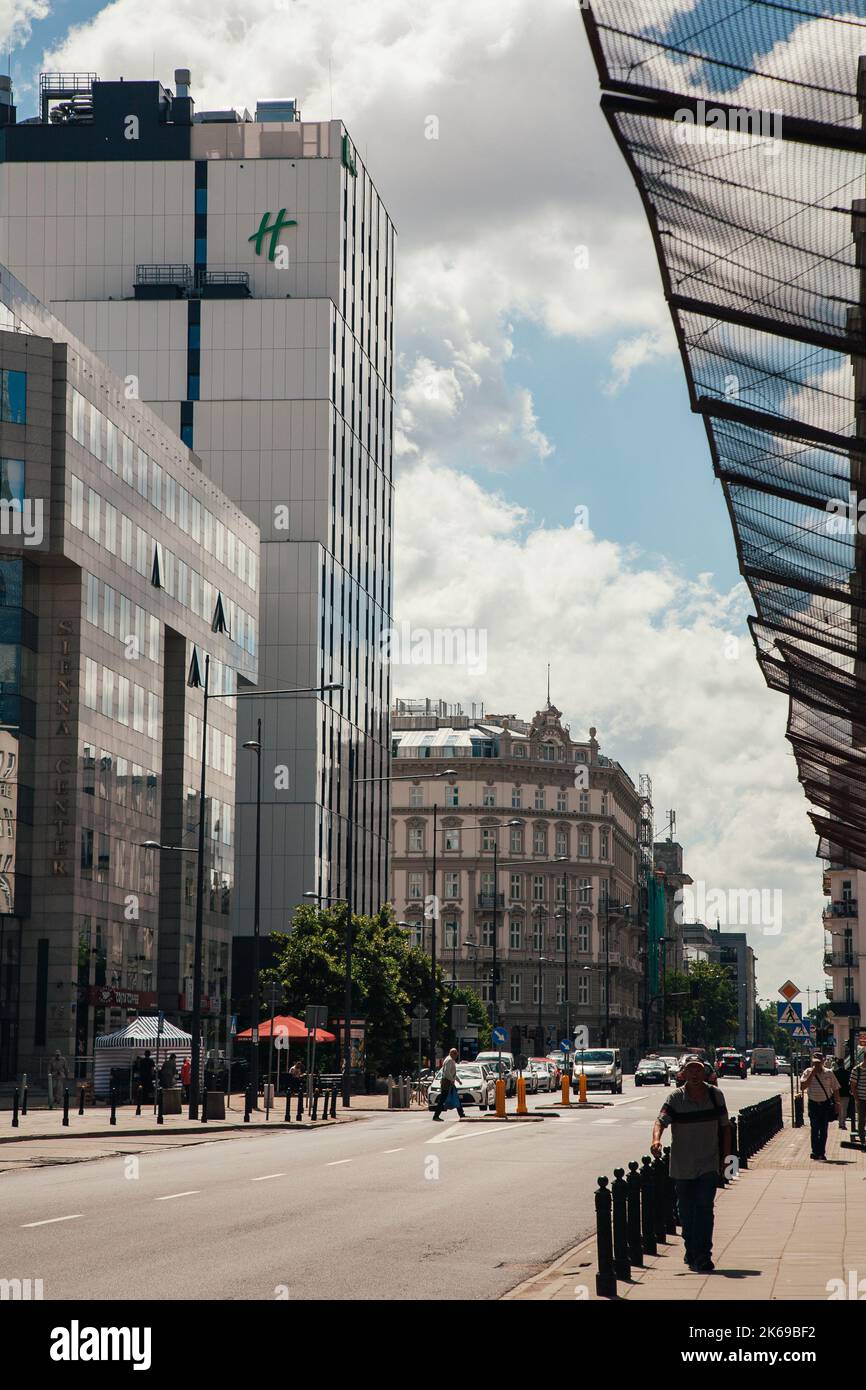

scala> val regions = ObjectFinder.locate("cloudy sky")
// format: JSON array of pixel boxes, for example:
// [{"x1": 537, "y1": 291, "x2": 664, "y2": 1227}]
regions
[{"x1": 2, "y1": 0, "x2": 835, "y2": 1002}]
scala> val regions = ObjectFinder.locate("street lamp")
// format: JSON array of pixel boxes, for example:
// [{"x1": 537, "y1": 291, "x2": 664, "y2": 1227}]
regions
[
  {"x1": 183, "y1": 650, "x2": 342, "y2": 1119},
  {"x1": 241, "y1": 719, "x2": 262, "y2": 1107},
  {"x1": 536, "y1": 953, "x2": 549, "y2": 1040}
]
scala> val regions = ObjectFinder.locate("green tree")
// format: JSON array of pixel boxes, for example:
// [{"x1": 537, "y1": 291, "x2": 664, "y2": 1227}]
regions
[
  {"x1": 665, "y1": 962, "x2": 738, "y2": 1049},
  {"x1": 262, "y1": 903, "x2": 489, "y2": 1073}
]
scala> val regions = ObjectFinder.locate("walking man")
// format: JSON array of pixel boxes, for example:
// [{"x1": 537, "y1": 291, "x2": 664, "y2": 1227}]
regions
[
  {"x1": 850, "y1": 1054, "x2": 866, "y2": 1145},
  {"x1": 801, "y1": 1051, "x2": 841, "y2": 1159},
  {"x1": 48, "y1": 1050, "x2": 69, "y2": 1109},
  {"x1": 651, "y1": 1055, "x2": 731, "y2": 1273},
  {"x1": 432, "y1": 1047, "x2": 465, "y2": 1121}
]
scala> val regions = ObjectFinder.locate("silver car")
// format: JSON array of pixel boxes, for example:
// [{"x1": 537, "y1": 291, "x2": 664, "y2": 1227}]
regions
[{"x1": 427, "y1": 1063, "x2": 497, "y2": 1110}]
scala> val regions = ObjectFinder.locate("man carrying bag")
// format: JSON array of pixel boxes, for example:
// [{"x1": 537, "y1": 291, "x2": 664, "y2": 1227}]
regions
[
  {"x1": 800, "y1": 1051, "x2": 841, "y2": 1160},
  {"x1": 431, "y1": 1047, "x2": 466, "y2": 1122}
]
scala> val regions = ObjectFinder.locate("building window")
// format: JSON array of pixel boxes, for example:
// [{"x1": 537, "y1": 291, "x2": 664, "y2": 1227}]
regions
[
  {"x1": 510, "y1": 873, "x2": 522, "y2": 901},
  {"x1": 81, "y1": 827, "x2": 94, "y2": 879},
  {"x1": 117, "y1": 675, "x2": 129, "y2": 726},
  {"x1": 578, "y1": 920, "x2": 590, "y2": 952},
  {"x1": 556, "y1": 828, "x2": 568, "y2": 857},
  {"x1": 480, "y1": 871, "x2": 495, "y2": 898},
  {"x1": 70, "y1": 475, "x2": 84, "y2": 529},
  {"x1": 533, "y1": 918, "x2": 545, "y2": 951},
  {"x1": 408, "y1": 826, "x2": 424, "y2": 852},
  {"x1": 101, "y1": 667, "x2": 114, "y2": 719},
  {"x1": 511, "y1": 787, "x2": 522, "y2": 809},
  {"x1": 533, "y1": 827, "x2": 547, "y2": 855},
  {"x1": 444, "y1": 829, "x2": 460, "y2": 851},
  {"x1": 578, "y1": 877, "x2": 591, "y2": 904},
  {"x1": 556, "y1": 790, "x2": 568, "y2": 813},
  {"x1": 599, "y1": 828, "x2": 609, "y2": 860},
  {"x1": 408, "y1": 871, "x2": 423, "y2": 900},
  {"x1": 555, "y1": 920, "x2": 566, "y2": 952},
  {"x1": 83, "y1": 658, "x2": 98, "y2": 709},
  {"x1": 481, "y1": 827, "x2": 496, "y2": 852},
  {"x1": 87, "y1": 488, "x2": 101, "y2": 541},
  {"x1": 481, "y1": 919, "x2": 495, "y2": 948},
  {"x1": 86, "y1": 573, "x2": 99, "y2": 624},
  {"x1": 72, "y1": 389, "x2": 86, "y2": 443},
  {"x1": 534, "y1": 789, "x2": 545, "y2": 811},
  {"x1": 533, "y1": 974, "x2": 544, "y2": 1005},
  {"x1": 510, "y1": 826, "x2": 523, "y2": 853},
  {"x1": 105, "y1": 502, "x2": 117, "y2": 554},
  {"x1": 444, "y1": 920, "x2": 458, "y2": 950},
  {"x1": 579, "y1": 831, "x2": 591, "y2": 858},
  {"x1": 532, "y1": 875, "x2": 545, "y2": 902},
  {"x1": 510, "y1": 973, "x2": 521, "y2": 1004},
  {"x1": 0, "y1": 370, "x2": 25, "y2": 424},
  {"x1": 579, "y1": 790, "x2": 589, "y2": 814},
  {"x1": 409, "y1": 784, "x2": 423, "y2": 809},
  {"x1": 510, "y1": 920, "x2": 522, "y2": 950},
  {"x1": 578, "y1": 975, "x2": 589, "y2": 1006},
  {"x1": 482, "y1": 786, "x2": 495, "y2": 808},
  {"x1": 445, "y1": 785, "x2": 459, "y2": 807},
  {"x1": 556, "y1": 974, "x2": 565, "y2": 1004},
  {"x1": 601, "y1": 791, "x2": 609, "y2": 816},
  {"x1": 444, "y1": 871, "x2": 460, "y2": 899}
]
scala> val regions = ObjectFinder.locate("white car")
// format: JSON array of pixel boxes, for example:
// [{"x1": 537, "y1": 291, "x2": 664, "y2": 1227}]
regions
[
  {"x1": 475, "y1": 1051, "x2": 517, "y2": 1096},
  {"x1": 527, "y1": 1059, "x2": 555, "y2": 1092},
  {"x1": 427, "y1": 1063, "x2": 497, "y2": 1110}
]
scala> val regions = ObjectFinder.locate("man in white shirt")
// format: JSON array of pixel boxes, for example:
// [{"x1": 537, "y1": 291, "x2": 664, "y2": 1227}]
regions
[
  {"x1": 800, "y1": 1052, "x2": 841, "y2": 1160},
  {"x1": 432, "y1": 1048, "x2": 465, "y2": 1121}
]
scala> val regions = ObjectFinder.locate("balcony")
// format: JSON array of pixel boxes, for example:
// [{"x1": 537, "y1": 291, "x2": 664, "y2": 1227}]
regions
[
  {"x1": 476, "y1": 893, "x2": 505, "y2": 910},
  {"x1": 134, "y1": 264, "x2": 193, "y2": 298},
  {"x1": 824, "y1": 950, "x2": 856, "y2": 969},
  {"x1": 827, "y1": 1000, "x2": 859, "y2": 1018},
  {"x1": 823, "y1": 900, "x2": 858, "y2": 919}
]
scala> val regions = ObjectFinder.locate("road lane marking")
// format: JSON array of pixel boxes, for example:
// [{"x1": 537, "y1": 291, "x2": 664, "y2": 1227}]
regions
[
  {"x1": 382, "y1": 1148, "x2": 404, "y2": 1154},
  {"x1": 592, "y1": 1118, "x2": 618, "y2": 1124},
  {"x1": 428, "y1": 1124, "x2": 509, "y2": 1144},
  {"x1": 251, "y1": 1173, "x2": 285, "y2": 1182},
  {"x1": 325, "y1": 1159, "x2": 353, "y2": 1166},
  {"x1": 154, "y1": 1191, "x2": 201, "y2": 1201},
  {"x1": 21, "y1": 1214, "x2": 83, "y2": 1228}
]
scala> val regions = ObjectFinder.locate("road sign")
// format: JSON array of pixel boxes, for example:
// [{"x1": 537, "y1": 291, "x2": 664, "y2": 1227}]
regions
[
  {"x1": 305, "y1": 1004, "x2": 328, "y2": 1030},
  {"x1": 451, "y1": 1005, "x2": 468, "y2": 1031},
  {"x1": 560, "y1": 1038, "x2": 572, "y2": 1052},
  {"x1": 778, "y1": 980, "x2": 800, "y2": 1002},
  {"x1": 230, "y1": 1014, "x2": 237, "y2": 1037},
  {"x1": 573, "y1": 1025, "x2": 589, "y2": 1049},
  {"x1": 792, "y1": 1025, "x2": 811, "y2": 1039},
  {"x1": 492, "y1": 1025, "x2": 508, "y2": 1046},
  {"x1": 777, "y1": 1002, "x2": 803, "y2": 1027}
]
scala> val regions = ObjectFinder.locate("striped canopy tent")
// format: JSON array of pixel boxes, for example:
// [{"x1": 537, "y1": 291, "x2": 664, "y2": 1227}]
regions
[
  {"x1": 93, "y1": 1018, "x2": 194, "y2": 1097},
  {"x1": 235, "y1": 1015, "x2": 335, "y2": 1044}
]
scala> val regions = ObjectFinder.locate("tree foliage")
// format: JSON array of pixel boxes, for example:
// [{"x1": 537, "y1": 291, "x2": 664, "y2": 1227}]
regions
[{"x1": 663, "y1": 961, "x2": 738, "y2": 1047}]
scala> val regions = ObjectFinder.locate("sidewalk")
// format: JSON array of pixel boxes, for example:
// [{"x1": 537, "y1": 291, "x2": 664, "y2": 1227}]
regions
[{"x1": 505, "y1": 1117, "x2": 866, "y2": 1301}]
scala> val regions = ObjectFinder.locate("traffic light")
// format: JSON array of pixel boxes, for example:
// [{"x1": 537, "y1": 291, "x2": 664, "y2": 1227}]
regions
[
  {"x1": 533, "y1": 1026, "x2": 545, "y2": 1055},
  {"x1": 510, "y1": 1025, "x2": 522, "y2": 1056}
]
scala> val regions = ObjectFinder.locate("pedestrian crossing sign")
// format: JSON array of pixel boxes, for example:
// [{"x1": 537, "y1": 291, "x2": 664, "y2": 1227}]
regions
[{"x1": 777, "y1": 1002, "x2": 802, "y2": 1027}]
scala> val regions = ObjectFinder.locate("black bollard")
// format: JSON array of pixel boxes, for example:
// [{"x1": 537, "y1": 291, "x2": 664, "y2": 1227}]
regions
[
  {"x1": 135, "y1": 1085, "x2": 142, "y2": 1117},
  {"x1": 63, "y1": 1088, "x2": 70, "y2": 1128},
  {"x1": 311, "y1": 1088, "x2": 319, "y2": 1121},
  {"x1": 793, "y1": 1092, "x2": 804, "y2": 1128},
  {"x1": 330, "y1": 1087, "x2": 337, "y2": 1119},
  {"x1": 21, "y1": 1084, "x2": 27, "y2": 1116},
  {"x1": 662, "y1": 1147, "x2": 677, "y2": 1233},
  {"x1": 201, "y1": 1087, "x2": 208, "y2": 1123},
  {"x1": 78, "y1": 1087, "x2": 85, "y2": 1117},
  {"x1": 157, "y1": 1088, "x2": 164, "y2": 1125},
  {"x1": 594, "y1": 1176, "x2": 617, "y2": 1298},
  {"x1": 639, "y1": 1156, "x2": 657, "y2": 1257},
  {"x1": 109, "y1": 1087, "x2": 117, "y2": 1126},
  {"x1": 284, "y1": 1088, "x2": 292, "y2": 1123},
  {"x1": 730, "y1": 1115, "x2": 742, "y2": 1174},
  {"x1": 296, "y1": 1088, "x2": 303, "y2": 1122},
  {"x1": 244, "y1": 1086, "x2": 251, "y2": 1123},
  {"x1": 625, "y1": 1161, "x2": 644, "y2": 1267},
  {"x1": 652, "y1": 1155, "x2": 667, "y2": 1244},
  {"x1": 611, "y1": 1168, "x2": 631, "y2": 1282},
  {"x1": 11, "y1": 1086, "x2": 18, "y2": 1128}
]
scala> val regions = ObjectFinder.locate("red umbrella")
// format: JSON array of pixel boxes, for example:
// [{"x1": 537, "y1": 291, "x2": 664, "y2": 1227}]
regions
[{"x1": 235, "y1": 1014, "x2": 335, "y2": 1043}]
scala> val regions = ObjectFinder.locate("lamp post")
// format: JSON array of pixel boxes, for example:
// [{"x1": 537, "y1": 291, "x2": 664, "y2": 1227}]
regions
[
  {"x1": 182, "y1": 653, "x2": 342, "y2": 1119},
  {"x1": 536, "y1": 953, "x2": 549, "y2": 1040},
  {"x1": 241, "y1": 718, "x2": 262, "y2": 1107}
]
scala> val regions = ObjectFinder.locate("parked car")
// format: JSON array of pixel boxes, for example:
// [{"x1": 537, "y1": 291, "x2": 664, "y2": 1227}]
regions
[
  {"x1": 546, "y1": 1054, "x2": 565, "y2": 1085},
  {"x1": 634, "y1": 1057, "x2": 670, "y2": 1086},
  {"x1": 716, "y1": 1051, "x2": 747, "y2": 1079},
  {"x1": 572, "y1": 1047, "x2": 623, "y2": 1094},
  {"x1": 427, "y1": 1063, "x2": 497, "y2": 1110},
  {"x1": 475, "y1": 1051, "x2": 516, "y2": 1096},
  {"x1": 676, "y1": 1056, "x2": 718, "y2": 1085},
  {"x1": 527, "y1": 1059, "x2": 554, "y2": 1092},
  {"x1": 776, "y1": 1057, "x2": 791, "y2": 1074}
]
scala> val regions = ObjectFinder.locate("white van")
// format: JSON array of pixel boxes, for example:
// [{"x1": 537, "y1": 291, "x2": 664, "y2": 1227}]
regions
[
  {"x1": 475, "y1": 1050, "x2": 516, "y2": 1096},
  {"x1": 572, "y1": 1047, "x2": 623, "y2": 1094},
  {"x1": 751, "y1": 1046, "x2": 777, "y2": 1075}
]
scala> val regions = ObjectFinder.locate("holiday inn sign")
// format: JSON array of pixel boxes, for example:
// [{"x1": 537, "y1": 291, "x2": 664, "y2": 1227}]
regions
[{"x1": 248, "y1": 209, "x2": 297, "y2": 262}]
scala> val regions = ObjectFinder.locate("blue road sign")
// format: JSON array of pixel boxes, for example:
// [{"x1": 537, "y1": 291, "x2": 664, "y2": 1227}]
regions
[
  {"x1": 777, "y1": 1002, "x2": 803, "y2": 1028},
  {"x1": 560, "y1": 1039, "x2": 572, "y2": 1052},
  {"x1": 492, "y1": 1026, "x2": 508, "y2": 1046}
]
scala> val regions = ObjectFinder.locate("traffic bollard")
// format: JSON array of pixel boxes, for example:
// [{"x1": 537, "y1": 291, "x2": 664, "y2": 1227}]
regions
[
  {"x1": 296, "y1": 1089, "x2": 303, "y2": 1122},
  {"x1": 639, "y1": 1156, "x2": 657, "y2": 1257},
  {"x1": 62, "y1": 1088, "x2": 70, "y2": 1127},
  {"x1": 157, "y1": 1089, "x2": 164, "y2": 1125},
  {"x1": 135, "y1": 1085, "x2": 142, "y2": 1117},
  {"x1": 495, "y1": 1078, "x2": 507, "y2": 1118},
  {"x1": 652, "y1": 1155, "x2": 667, "y2": 1244},
  {"x1": 611, "y1": 1168, "x2": 631, "y2": 1282},
  {"x1": 109, "y1": 1088, "x2": 117, "y2": 1126},
  {"x1": 12, "y1": 1086, "x2": 18, "y2": 1128},
  {"x1": 625, "y1": 1161, "x2": 644, "y2": 1267},
  {"x1": 78, "y1": 1086, "x2": 86, "y2": 1116},
  {"x1": 594, "y1": 1176, "x2": 617, "y2": 1298},
  {"x1": 330, "y1": 1087, "x2": 337, "y2": 1119},
  {"x1": 561, "y1": 1073, "x2": 570, "y2": 1105},
  {"x1": 311, "y1": 1089, "x2": 319, "y2": 1121},
  {"x1": 793, "y1": 1093, "x2": 804, "y2": 1128},
  {"x1": 244, "y1": 1086, "x2": 251, "y2": 1122},
  {"x1": 21, "y1": 1083, "x2": 27, "y2": 1116},
  {"x1": 516, "y1": 1076, "x2": 528, "y2": 1116},
  {"x1": 578, "y1": 1071, "x2": 587, "y2": 1105},
  {"x1": 284, "y1": 1088, "x2": 292, "y2": 1123},
  {"x1": 201, "y1": 1088, "x2": 208, "y2": 1123},
  {"x1": 730, "y1": 1115, "x2": 742, "y2": 1173}
]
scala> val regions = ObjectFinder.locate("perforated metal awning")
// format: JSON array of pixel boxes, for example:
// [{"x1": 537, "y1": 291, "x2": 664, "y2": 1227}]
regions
[{"x1": 582, "y1": 0, "x2": 866, "y2": 866}]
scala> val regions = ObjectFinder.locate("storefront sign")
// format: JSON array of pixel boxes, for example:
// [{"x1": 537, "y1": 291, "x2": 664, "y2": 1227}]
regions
[{"x1": 88, "y1": 986, "x2": 157, "y2": 1010}]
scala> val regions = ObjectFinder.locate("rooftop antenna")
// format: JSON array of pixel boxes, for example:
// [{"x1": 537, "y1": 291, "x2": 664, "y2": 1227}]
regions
[{"x1": 546, "y1": 662, "x2": 551, "y2": 708}]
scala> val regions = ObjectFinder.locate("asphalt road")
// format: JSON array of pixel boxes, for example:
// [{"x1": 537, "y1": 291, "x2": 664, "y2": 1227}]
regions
[{"x1": 0, "y1": 1074, "x2": 790, "y2": 1301}]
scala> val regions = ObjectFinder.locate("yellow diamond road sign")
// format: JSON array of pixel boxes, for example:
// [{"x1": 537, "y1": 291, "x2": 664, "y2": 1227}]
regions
[{"x1": 779, "y1": 980, "x2": 800, "y2": 1002}]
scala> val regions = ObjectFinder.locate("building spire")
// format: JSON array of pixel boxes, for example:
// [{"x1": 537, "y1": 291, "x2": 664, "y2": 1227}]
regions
[{"x1": 546, "y1": 662, "x2": 551, "y2": 708}]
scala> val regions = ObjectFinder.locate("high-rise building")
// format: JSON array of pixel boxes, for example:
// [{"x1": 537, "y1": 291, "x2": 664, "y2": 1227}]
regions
[
  {"x1": 0, "y1": 70, "x2": 394, "y2": 1007},
  {"x1": 0, "y1": 264, "x2": 258, "y2": 1080},
  {"x1": 390, "y1": 699, "x2": 643, "y2": 1057}
]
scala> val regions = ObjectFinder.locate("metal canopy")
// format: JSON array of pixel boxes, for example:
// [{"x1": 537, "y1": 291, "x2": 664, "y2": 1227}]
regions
[{"x1": 583, "y1": 0, "x2": 866, "y2": 866}]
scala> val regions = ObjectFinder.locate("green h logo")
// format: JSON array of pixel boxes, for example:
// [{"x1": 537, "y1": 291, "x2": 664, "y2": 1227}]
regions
[{"x1": 248, "y1": 208, "x2": 297, "y2": 261}]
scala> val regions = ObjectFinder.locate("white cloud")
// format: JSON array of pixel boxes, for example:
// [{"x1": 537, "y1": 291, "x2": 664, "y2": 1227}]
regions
[
  {"x1": 391, "y1": 460, "x2": 825, "y2": 996},
  {"x1": 0, "y1": 0, "x2": 47, "y2": 49}
]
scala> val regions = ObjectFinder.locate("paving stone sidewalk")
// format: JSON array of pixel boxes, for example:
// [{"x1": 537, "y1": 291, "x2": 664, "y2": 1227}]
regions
[{"x1": 505, "y1": 1117, "x2": 866, "y2": 1301}]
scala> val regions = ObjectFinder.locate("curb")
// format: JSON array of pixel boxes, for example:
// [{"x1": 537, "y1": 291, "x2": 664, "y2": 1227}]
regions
[
  {"x1": 502, "y1": 1231, "x2": 598, "y2": 1299},
  {"x1": 0, "y1": 1117, "x2": 358, "y2": 1144}
]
